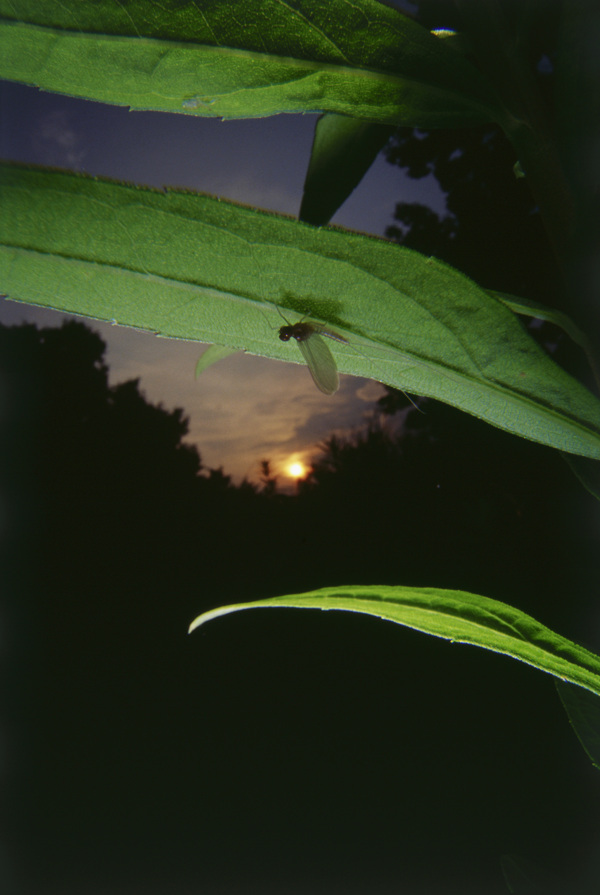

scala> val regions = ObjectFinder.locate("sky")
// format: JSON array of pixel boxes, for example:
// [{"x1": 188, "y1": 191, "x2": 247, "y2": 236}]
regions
[
  {"x1": 0, "y1": 77, "x2": 446, "y2": 487},
  {"x1": 4, "y1": 11, "x2": 600, "y2": 895}
]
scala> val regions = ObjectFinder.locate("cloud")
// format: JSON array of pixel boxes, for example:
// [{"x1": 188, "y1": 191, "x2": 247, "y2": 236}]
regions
[
  {"x1": 35, "y1": 109, "x2": 87, "y2": 168},
  {"x1": 0, "y1": 301, "x2": 387, "y2": 487}
]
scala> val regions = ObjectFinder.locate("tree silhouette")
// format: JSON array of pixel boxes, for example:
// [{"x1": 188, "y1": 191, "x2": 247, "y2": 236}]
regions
[
  {"x1": 382, "y1": 0, "x2": 569, "y2": 368},
  {"x1": 379, "y1": 118, "x2": 577, "y2": 422},
  {"x1": 300, "y1": 412, "x2": 593, "y2": 632},
  {"x1": 1, "y1": 319, "x2": 249, "y2": 890},
  {"x1": 3, "y1": 316, "x2": 597, "y2": 894},
  {"x1": 378, "y1": 6, "x2": 590, "y2": 516},
  {"x1": 385, "y1": 123, "x2": 562, "y2": 306}
]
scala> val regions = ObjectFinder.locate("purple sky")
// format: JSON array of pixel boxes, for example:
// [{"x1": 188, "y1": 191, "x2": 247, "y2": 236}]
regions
[{"x1": 0, "y1": 78, "x2": 446, "y2": 486}]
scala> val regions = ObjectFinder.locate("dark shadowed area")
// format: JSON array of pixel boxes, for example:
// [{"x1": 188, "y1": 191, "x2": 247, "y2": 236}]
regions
[
  {"x1": 2, "y1": 315, "x2": 599, "y2": 895},
  {"x1": 2, "y1": 1, "x2": 600, "y2": 893}
]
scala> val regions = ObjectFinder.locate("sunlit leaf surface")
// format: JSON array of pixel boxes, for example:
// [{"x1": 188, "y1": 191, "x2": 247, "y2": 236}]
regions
[
  {"x1": 2, "y1": 163, "x2": 600, "y2": 458},
  {"x1": 189, "y1": 585, "x2": 600, "y2": 698},
  {"x1": 0, "y1": 0, "x2": 500, "y2": 126}
]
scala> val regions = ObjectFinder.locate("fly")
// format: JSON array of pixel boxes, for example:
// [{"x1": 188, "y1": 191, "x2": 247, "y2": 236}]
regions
[{"x1": 278, "y1": 319, "x2": 348, "y2": 396}]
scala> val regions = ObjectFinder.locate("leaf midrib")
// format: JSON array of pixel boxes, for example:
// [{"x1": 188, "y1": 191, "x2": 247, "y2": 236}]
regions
[{"x1": 4, "y1": 239, "x2": 599, "y2": 443}]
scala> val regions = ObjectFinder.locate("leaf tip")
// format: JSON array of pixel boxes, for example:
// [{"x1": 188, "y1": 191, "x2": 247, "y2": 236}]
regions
[{"x1": 188, "y1": 603, "x2": 247, "y2": 634}]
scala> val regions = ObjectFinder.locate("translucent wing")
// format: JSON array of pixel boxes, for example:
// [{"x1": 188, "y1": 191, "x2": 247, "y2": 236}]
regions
[{"x1": 296, "y1": 332, "x2": 340, "y2": 395}]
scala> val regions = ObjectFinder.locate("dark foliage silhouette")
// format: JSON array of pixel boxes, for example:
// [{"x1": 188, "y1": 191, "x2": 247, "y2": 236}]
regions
[
  {"x1": 386, "y1": 124, "x2": 561, "y2": 305},
  {"x1": 3, "y1": 318, "x2": 597, "y2": 895},
  {"x1": 301, "y1": 411, "x2": 595, "y2": 635},
  {"x1": 376, "y1": 99, "x2": 597, "y2": 641},
  {"x1": 382, "y1": 0, "x2": 576, "y2": 373}
]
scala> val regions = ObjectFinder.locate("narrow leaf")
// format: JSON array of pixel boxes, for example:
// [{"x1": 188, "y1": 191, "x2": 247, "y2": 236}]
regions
[
  {"x1": 492, "y1": 289, "x2": 600, "y2": 394},
  {"x1": 0, "y1": 0, "x2": 501, "y2": 126},
  {"x1": 188, "y1": 585, "x2": 600, "y2": 698},
  {"x1": 2, "y1": 163, "x2": 600, "y2": 459},
  {"x1": 490, "y1": 290, "x2": 590, "y2": 352},
  {"x1": 195, "y1": 344, "x2": 239, "y2": 379},
  {"x1": 300, "y1": 113, "x2": 396, "y2": 225}
]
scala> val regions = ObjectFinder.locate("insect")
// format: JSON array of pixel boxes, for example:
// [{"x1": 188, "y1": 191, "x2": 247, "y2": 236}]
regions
[
  {"x1": 278, "y1": 317, "x2": 348, "y2": 396},
  {"x1": 275, "y1": 308, "x2": 422, "y2": 409}
]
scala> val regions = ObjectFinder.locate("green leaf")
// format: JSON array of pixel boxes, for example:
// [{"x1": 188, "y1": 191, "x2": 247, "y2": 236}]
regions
[
  {"x1": 2, "y1": 163, "x2": 600, "y2": 459},
  {"x1": 0, "y1": 0, "x2": 500, "y2": 126},
  {"x1": 491, "y1": 289, "x2": 600, "y2": 395},
  {"x1": 489, "y1": 290, "x2": 590, "y2": 352},
  {"x1": 556, "y1": 680, "x2": 600, "y2": 770},
  {"x1": 195, "y1": 344, "x2": 239, "y2": 379},
  {"x1": 188, "y1": 585, "x2": 600, "y2": 698},
  {"x1": 299, "y1": 114, "x2": 396, "y2": 225}
]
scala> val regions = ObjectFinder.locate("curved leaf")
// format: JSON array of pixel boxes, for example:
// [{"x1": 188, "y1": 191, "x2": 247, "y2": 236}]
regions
[
  {"x1": 490, "y1": 290, "x2": 590, "y2": 352},
  {"x1": 2, "y1": 163, "x2": 600, "y2": 459},
  {"x1": 492, "y1": 288, "x2": 600, "y2": 391},
  {"x1": 195, "y1": 344, "x2": 239, "y2": 378},
  {"x1": 188, "y1": 585, "x2": 600, "y2": 698},
  {"x1": 300, "y1": 113, "x2": 396, "y2": 225},
  {"x1": 0, "y1": 0, "x2": 500, "y2": 126}
]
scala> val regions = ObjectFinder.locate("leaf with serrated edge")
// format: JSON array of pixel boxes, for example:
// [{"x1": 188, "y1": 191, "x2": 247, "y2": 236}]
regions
[
  {"x1": 0, "y1": 0, "x2": 501, "y2": 126},
  {"x1": 2, "y1": 164, "x2": 600, "y2": 459}
]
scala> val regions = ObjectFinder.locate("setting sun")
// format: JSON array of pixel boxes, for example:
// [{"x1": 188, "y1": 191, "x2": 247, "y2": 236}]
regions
[{"x1": 287, "y1": 461, "x2": 307, "y2": 479}]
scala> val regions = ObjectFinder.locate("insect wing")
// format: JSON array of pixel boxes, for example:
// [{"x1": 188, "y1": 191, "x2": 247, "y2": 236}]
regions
[
  {"x1": 297, "y1": 332, "x2": 340, "y2": 395},
  {"x1": 313, "y1": 326, "x2": 348, "y2": 346}
]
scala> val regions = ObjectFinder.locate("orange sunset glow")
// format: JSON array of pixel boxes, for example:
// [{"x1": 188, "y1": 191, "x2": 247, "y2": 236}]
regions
[{"x1": 287, "y1": 461, "x2": 308, "y2": 479}]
